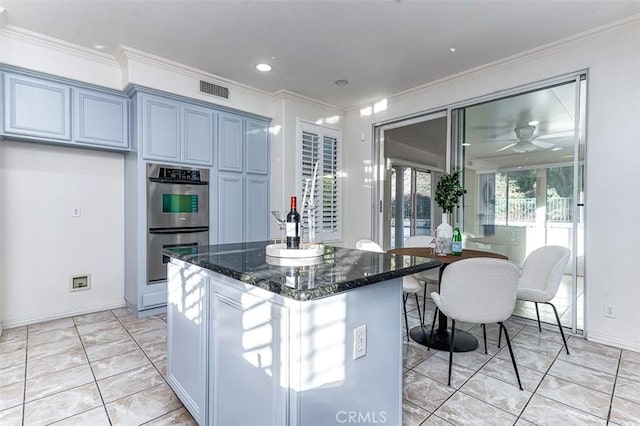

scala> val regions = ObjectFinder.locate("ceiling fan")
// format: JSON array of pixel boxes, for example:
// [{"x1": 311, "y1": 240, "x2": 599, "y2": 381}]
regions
[{"x1": 496, "y1": 125, "x2": 555, "y2": 153}]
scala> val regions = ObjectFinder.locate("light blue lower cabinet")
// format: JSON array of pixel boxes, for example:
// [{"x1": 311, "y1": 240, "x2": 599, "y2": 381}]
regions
[
  {"x1": 244, "y1": 176, "x2": 269, "y2": 242},
  {"x1": 209, "y1": 280, "x2": 289, "y2": 426},
  {"x1": 217, "y1": 173, "x2": 244, "y2": 244},
  {"x1": 167, "y1": 261, "x2": 208, "y2": 424},
  {"x1": 167, "y1": 259, "x2": 403, "y2": 426}
]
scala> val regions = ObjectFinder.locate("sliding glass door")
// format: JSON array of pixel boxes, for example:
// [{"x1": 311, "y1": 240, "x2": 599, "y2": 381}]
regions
[
  {"x1": 389, "y1": 166, "x2": 435, "y2": 249},
  {"x1": 455, "y1": 75, "x2": 586, "y2": 332}
]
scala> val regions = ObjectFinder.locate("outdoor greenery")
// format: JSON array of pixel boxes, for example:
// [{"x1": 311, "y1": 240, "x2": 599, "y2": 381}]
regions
[
  {"x1": 492, "y1": 165, "x2": 581, "y2": 223},
  {"x1": 435, "y1": 169, "x2": 466, "y2": 213}
]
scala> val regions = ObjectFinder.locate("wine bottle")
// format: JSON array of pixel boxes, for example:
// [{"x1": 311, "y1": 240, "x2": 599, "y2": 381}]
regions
[
  {"x1": 286, "y1": 196, "x2": 301, "y2": 249},
  {"x1": 452, "y1": 223, "x2": 462, "y2": 256}
]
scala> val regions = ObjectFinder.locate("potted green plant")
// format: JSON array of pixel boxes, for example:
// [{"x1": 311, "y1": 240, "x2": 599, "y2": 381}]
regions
[
  {"x1": 435, "y1": 169, "x2": 466, "y2": 213},
  {"x1": 434, "y1": 169, "x2": 465, "y2": 253}
]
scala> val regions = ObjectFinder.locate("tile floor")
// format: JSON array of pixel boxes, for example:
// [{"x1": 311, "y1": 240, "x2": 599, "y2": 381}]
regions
[
  {"x1": 0, "y1": 308, "x2": 195, "y2": 425},
  {"x1": 1, "y1": 301, "x2": 638, "y2": 425},
  {"x1": 402, "y1": 297, "x2": 640, "y2": 425}
]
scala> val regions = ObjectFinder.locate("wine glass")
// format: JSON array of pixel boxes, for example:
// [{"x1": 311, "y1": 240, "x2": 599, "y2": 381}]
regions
[
  {"x1": 270, "y1": 211, "x2": 286, "y2": 244},
  {"x1": 436, "y1": 229, "x2": 448, "y2": 256},
  {"x1": 429, "y1": 228, "x2": 437, "y2": 255}
]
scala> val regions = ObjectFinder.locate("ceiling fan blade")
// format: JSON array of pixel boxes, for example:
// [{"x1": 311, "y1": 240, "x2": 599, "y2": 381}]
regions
[
  {"x1": 488, "y1": 137, "x2": 518, "y2": 143},
  {"x1": 537, "y1": 130, "x2": 574, "y2": 140},
  {"x1": 512, "y1": 141, "x2": 537, "y2": 153},
  {"x1": 531, "y1": 139, "x2": 554, "y2": 149},
  {"x1": 496, "y1": 143, "x2": 517, "y2": 152}
]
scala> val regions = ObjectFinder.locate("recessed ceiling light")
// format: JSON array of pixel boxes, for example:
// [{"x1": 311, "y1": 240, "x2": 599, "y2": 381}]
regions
[
  {"x1": 449, "y1": 47, "x2": 457, "y2": 53},
  {"x1": 256, "y1": 63, "x2": 272, "y2": 72},
  {"x1": 462, "y1": 143, "x2": 471, "y2": 147},
  {"x1": 335, "y1": 79, "x2": 348, "y2": 86},
  {"x1": 93, "y1": 44, "x2": 105, "y2": 50},
  {"x1": 551, "y1": 147, "x2": 562, "y2": 151},
  {"x1": 528, "y1": 120, "x2": 540, "y2": 126}
]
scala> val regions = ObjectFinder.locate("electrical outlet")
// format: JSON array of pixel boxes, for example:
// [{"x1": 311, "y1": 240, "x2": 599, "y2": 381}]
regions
[
  {"x1": 353, "y1": 325, "x2": 367, "y2": 360},
  {"x1": 604, "y1": 304, "x2": 616, "y2": 318}
]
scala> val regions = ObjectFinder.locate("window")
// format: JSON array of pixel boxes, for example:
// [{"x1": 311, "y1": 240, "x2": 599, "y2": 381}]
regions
[{"x1": 298, "y1": 120, "x2": 342, "y2": 242}]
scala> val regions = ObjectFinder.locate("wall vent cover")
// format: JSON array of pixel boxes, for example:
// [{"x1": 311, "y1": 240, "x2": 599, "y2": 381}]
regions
[
  {"x1": 200, "y1": 80, "x2": 229, "y2": 99},
  {"x1": 70, "y1": 274, "x2": 91, "y2": 292}
]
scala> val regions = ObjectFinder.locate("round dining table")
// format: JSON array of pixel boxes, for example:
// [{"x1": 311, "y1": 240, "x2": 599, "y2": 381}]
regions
[{"x1": 387, "y1": 247, "x2": 508, "y2": 352}]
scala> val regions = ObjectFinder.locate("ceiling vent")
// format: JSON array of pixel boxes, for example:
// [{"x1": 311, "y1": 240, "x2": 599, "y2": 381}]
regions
[{"x1": 200, "y1": 80, "x2": 229, "y2": 100}]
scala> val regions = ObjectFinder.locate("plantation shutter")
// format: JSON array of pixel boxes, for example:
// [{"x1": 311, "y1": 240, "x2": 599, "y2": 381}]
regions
[{"x1": 299, "y1": 121, "x2": 342, "y2": 242}]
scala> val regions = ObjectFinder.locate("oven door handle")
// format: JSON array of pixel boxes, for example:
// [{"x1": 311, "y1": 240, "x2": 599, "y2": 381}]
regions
[
  {"x1": 148, "y1": 178, "x2": 209, "y2": 185},
  {"x1": 149, "y1": 227, "x2": 209, "y2": 234}
]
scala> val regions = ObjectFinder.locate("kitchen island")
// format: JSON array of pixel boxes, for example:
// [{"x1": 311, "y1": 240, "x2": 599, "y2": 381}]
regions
[{"x1": 163, "y1": 241, "x2": 441, "y2": 426}]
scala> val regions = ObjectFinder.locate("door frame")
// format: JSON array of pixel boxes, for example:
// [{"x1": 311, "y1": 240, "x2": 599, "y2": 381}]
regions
[
  {"x1": 386, "y1": 160, "x2": 444, "y2": 249},
  {"x1": 372, "y1": 109, "x2": 449, "y2": 247},
  {"x1": 372, "y1": 71, "x2": 587, "y2": 334}
]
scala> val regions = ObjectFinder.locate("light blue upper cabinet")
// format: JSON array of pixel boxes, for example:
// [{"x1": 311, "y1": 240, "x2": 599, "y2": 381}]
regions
[
  {"x1": 245, "y1": 176, "x2": 269, "y2": 242},
  {"x1": 217, "y1": 112, "x2": 243, "y2": 172},
  {"x1": 140, "y1": 93, "x2": 214, "y2": 166},
  {"x1": 3, "y1": 73, "x2": 71, "y2": 141},
  {"x1": 245, "y1": 119, "x2": 269, "y2": 175},
  {"x1": 182, "y1": 105, "x2": 214, "y2": 166},
  {"x1": 74, "y1": 88, "x2": 128, "y2": 149},
  {"x1": 142, "y1": 94, "x2": 180, "y2": 161}
]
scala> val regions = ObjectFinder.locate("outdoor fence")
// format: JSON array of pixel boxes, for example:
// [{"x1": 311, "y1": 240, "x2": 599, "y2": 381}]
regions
[{"x1": 495, "y1": 197, "x2": 573, "y2": 223}]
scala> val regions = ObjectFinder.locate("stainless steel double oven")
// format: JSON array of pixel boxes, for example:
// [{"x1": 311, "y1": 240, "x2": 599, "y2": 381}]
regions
[{"x1": 147, "y1": 163, "x2": 209, "y2": 284}]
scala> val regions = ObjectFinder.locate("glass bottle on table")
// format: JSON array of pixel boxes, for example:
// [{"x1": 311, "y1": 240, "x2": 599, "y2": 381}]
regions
[{"x1": 452, "y1": 223, "x2": 462, "y2": 256}]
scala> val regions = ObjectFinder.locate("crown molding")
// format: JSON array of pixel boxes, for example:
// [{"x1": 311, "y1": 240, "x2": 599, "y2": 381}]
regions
[
  {"x1": 115, "y1": 45, "x2": 275, "y2": 101},
  {"x1": 0, "y1": 25, "x2": 120, "y2": 68},
  {"x1": 348, "y1": 13, "x2": 640, "y2": 113},
  {"x1": 272, "y1": 89, "x2": 343, "y2": 112}
]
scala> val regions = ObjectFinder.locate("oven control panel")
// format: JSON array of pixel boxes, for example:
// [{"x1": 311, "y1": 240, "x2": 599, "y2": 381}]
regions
[{"x1": 158, "y1": 167, "x2": 202, "y2": 182}]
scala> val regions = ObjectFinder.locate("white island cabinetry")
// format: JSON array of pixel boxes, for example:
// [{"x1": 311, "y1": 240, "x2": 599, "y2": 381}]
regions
[{"x1": 165, "y1": 242, "x2": 442, "y2": 425}]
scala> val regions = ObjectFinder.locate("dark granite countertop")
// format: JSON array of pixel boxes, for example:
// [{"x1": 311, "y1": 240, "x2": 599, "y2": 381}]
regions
[{"x1": 163, "y1": 241, "x2": 442, "y2": 301}]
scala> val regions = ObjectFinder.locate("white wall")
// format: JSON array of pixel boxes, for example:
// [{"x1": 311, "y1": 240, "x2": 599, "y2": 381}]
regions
[
  {"x1": 0, "y1": 142, "x2": 125, "y2": 326},
  {"x1": 0, "y1": 28, "x2": 342, "y2": 327},
  {"x1": 275, "y1": 96, "x2": 344, "y2": 239},
  {"x1": 343, "y1": 20, "x2": 640, "y2": 350}
]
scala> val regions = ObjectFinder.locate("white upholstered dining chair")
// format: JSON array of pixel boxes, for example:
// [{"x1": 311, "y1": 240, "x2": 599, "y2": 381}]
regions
[
  {"x1": 504, "y1": 245, "x2": 572, "y2": 355},
  {"x1": 430, "y1": 258, "x2": 523, "y2": 389},
  {"x1": 403, "y1": 235, "x2": 441, "y2": 324},
  {"x1": 355, "y1": 239, "x2": 422, "y2": 341}
]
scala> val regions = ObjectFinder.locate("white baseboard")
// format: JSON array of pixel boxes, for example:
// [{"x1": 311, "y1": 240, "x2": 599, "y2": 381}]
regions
[
  {"x1": 586, "y1": 331, "x2": 640, "y2": 352},
  {"x1": 0, "y1": 301, "x2": 126, "y2": 330}
]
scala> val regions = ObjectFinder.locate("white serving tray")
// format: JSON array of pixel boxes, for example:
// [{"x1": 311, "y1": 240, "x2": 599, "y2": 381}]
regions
[
  {"x1": 265, "y1": 255, "x2": 324, "y2": 267},
  {"x1": 265, "y1": 243, "x2": 324, "y2": 259}
]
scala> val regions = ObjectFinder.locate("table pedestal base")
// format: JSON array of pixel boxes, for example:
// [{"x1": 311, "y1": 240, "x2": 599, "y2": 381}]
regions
[{"x1": 409, "y1": 325, "x2": 479, "y2": 352}]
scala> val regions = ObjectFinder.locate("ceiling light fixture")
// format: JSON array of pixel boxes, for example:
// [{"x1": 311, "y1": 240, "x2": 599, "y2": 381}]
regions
[
  {"x1": 450, "y1": 47, "x2": 457, "y2": 53},
  {"x1": 528, "y1": 120, "x2": 540, "y2": 126},
  {"x1": 93, "y1": 44, "x2": 105, "y2": 50},
  {"x1": 256, "y1": 63, "x2": 272, "y2": 72},
  {"x1": 335, "y1": 79, "x2": 348, "y2": 86},
  {"x1": 551, "y1": 147, "x2": 562, "y2": 151},
  {"x1": 462, "y1": 143, "x2": 471, "y2": 147}
]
